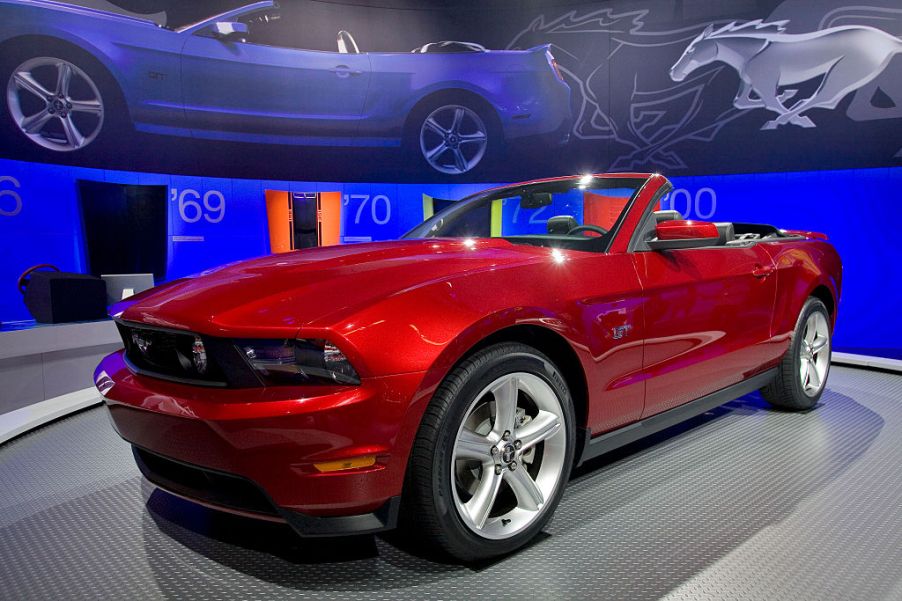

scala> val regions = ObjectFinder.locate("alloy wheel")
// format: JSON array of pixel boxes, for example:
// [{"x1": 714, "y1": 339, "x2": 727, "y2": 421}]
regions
[
  {"x1": 450, "y1": 372, "x2": 567, "y2": 540},
  {"x1": 419, "y1": 104, "x2": 488, "y2": 175},
  {"x1": 799, "y1": 311, "x2": 830, "y2": 396},
  {"x1": 7, "y1": 57, "x2": 104, "y2": 152}
]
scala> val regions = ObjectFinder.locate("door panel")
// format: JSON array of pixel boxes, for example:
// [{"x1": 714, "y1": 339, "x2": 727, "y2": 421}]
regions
[
  {"x1": 180, "y1": 36, "x2": 370, "y2": 137},
  {"x1": 571, "y1": 254, "x2": 647, "y2": 435},
  {"x1": 637, "y1": 245, "x2": 779, "y2": 417}
]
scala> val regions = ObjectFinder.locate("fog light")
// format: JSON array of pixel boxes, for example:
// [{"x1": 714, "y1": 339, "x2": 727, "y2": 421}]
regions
[{"x1": 192, "y1": 336, "x2": 208, "y2": 374}]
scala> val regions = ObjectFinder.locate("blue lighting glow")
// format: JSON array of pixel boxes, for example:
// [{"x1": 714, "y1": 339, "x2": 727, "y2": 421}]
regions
[{"x1": 0, "y1": 158, "x2": 897, "y2": 355}]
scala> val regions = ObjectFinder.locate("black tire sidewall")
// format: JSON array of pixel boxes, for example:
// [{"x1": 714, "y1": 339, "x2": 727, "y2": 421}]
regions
[
  {"x1": 427, "y1": 346, "x2": 575, "y2": 560},
  {"x1": 787, "y1": 298, "x2": 831, "y2": 407}
]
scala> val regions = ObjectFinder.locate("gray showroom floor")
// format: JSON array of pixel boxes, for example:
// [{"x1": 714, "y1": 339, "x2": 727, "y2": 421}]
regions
[{"x1": 1, "y1": 365, "x2": 901, "y2": 601}]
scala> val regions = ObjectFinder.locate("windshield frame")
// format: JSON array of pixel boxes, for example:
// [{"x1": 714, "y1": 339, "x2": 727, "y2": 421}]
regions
[
  {"x1": 177, "y1": 0, "x2": 277, "y2": 34},
  {"x1": 402, "y1": 174, "x2": 652, "y2": 253}
]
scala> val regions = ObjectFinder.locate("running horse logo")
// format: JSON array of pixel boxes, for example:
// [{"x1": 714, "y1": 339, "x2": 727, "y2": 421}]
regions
[{"x1": 670, "y1": 20, "x2": 902, "y2": 130}]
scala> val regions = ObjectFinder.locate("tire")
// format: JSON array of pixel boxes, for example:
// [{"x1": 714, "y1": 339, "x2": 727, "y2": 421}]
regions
[
  {"x1": 402, "y1": 342, "x2": 575, "y2": 562},
  {"x1": 1, "y1": 41, "x2": 127, "y2": 157},
  {"x1": 406, "y1": 94, "x2": 500, "y2": 176},
  {"x1": 761, "y1": 297, "x2": 832, "y2": 410}
]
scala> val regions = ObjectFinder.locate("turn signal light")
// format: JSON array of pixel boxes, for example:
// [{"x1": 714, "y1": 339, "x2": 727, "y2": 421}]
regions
[{"x1": 313, "y1": 455, "x2": 377, "y2": 473}]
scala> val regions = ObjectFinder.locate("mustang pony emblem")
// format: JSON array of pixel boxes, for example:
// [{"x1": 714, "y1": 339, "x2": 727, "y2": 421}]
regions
[{"x1": 670, "y1": 20, "x2": 902, "y2": 130}]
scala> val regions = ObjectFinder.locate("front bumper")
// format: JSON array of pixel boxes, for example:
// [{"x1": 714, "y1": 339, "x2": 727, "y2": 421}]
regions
[{"x1": 96, "y1": 350, "x2": 426, "y2": 535}]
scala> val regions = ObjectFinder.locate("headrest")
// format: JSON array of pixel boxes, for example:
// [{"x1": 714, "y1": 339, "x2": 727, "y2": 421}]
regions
[
  {"x1": 547, "y1": 215, "x2": 578, "y2": 235},
  {"x1": 654, "y1": 210, "x2": 682, "y2": 223},
  {"x1": 714, "y1": 222, "x2": 735, "y2": 244}
]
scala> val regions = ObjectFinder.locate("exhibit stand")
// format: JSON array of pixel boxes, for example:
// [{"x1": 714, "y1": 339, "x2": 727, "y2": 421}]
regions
[{"x1": 0, "y1": 320, "x2": 119, "y2": 444}]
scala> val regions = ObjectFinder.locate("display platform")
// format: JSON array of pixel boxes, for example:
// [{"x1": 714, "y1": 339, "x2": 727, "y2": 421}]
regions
[
  {"x1": 1, "y1": 365, "x2": 900, "y2": 600},
  {"x1": 0, "y1": 319, "x2": 120, "y2": 444}
]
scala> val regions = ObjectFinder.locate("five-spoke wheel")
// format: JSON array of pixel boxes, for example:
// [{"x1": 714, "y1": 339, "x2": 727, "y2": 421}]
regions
[
  {"x1": 451, "y1": 372, "x2": 566, "y2": 539},
  {"x1": 761, "y1": 296, "x2": 832, "y2": 410},
  {"x1": 6, "y1": 56, "x2": 104, "y2": 152},
  {"x1": 404, "y1": 342, "x2": 574, "y2": 562},
  {"x1": 799, "y1": 310, "x2": 830, "y2": 396},
  {"x1": 418, "y1": 104, "x2": 489, "y2": 175}
]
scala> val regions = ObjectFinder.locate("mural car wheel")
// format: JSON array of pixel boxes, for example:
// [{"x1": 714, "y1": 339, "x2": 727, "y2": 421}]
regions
[
  {"x1": 6, "y1": 56, "x2": 104, "y2": 152},
  {"x1": 761, "y1": 297, "x2": 832, "y2": 411},
  {"x1": 403, "y1": 343, "x2": 575, "y2": 561},
  {"x1": 418, "y1": 104, "x2": 489, "y2": 175}
]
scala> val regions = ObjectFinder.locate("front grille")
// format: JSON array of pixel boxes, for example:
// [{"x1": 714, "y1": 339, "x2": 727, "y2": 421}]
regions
[
  {"x1": 117, "y1": 321, "x2": 258, "y2": 387},
  {"x1": 133, "y1": 447, "x2": 280, "y2": 518}
]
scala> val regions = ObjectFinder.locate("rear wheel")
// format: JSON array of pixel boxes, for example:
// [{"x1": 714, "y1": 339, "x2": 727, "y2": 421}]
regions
[
  {"x1": 407, "y1": 96, "x2": 499, "y2": 176},
  {"x1": 403, "y1": 343, "x2": 575, "y2": 561},
  {"x1": 761, "y1": 297, "x2": 832, "y2": 410}
]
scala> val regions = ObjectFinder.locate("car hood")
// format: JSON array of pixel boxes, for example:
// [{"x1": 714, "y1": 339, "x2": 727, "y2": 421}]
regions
[{"x1": 118, "y1": 238, "x2": 546, "y2": 336}]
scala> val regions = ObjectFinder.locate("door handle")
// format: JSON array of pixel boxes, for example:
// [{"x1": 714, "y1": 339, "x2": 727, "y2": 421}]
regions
[
  {"x1": 330, "y1": 65, "x2": 363, "y2": 78},
  {"x1": 752, "y1": 264, "x2": 774, "y2": 278}
]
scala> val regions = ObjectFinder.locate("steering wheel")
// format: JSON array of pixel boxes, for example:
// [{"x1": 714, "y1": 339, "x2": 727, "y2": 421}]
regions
[
  {"x1": 17, "y1": 263, "x2": 60, "y2": 295},
  {"x1": 567, "y1": 225, "x2": 608, "y2": 237}
]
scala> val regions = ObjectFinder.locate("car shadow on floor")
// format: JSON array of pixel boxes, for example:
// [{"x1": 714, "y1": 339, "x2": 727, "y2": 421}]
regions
[{"x1": 134, "y1": 387, "x2": 884, "y2": 596}]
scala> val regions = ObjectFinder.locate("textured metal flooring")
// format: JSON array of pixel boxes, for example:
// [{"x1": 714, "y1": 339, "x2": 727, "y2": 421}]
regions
[{"x1": 1, "y1": 366, "x2": 901, "y2": 600}]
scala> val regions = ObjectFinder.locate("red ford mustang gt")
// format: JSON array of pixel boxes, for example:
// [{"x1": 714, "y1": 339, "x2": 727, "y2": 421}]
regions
[{"x1": 95, "y1": 173, "x2": 841, "y2": 561}]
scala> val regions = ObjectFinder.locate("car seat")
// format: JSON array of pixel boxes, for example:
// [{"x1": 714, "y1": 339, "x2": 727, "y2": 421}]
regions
[{"x1": 547, "y1": 215, "x2": 578, "y2": 235}]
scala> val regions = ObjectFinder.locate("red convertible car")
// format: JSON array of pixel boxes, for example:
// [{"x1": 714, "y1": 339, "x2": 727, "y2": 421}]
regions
[{"x1": 95, "y1": 173, "x2": 841, "y2": 561}]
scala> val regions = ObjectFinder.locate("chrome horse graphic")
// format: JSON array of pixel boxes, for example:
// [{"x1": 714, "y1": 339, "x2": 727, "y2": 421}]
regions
[{"x1": 670, "y1": 20, "x2": 902, "y2": 129}]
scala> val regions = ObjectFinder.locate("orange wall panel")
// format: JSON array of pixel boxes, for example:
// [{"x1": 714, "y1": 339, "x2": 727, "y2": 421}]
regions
[
  {"x1": 265, "y1": 190, "x2": 292, "y2": 254},
  {"x1": 318, "y1": 191, "x2": 341, "y2": 247}
]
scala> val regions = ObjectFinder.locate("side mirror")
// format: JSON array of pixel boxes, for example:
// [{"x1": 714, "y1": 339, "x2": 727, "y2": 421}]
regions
[
  {"x1": 210, "y1": 21, "x2": 249, "y2": 40},
  {"x1": 648, "y1": 219, "x2": 720, "y2": 250}
]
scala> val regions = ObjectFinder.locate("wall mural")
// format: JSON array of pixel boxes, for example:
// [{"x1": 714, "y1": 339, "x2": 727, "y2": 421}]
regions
[
  {"x1": 0, "y1": 0, "x2": 900, "y2": 181},
  {"x1": 506, "y1": 1, "x2": 902, "y2": 173},
  {"x1": 0, "y1": 0, "x2": 900, "y2": 350}
]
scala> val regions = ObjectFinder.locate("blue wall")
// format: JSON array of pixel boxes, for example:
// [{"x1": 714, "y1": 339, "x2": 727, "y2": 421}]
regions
[
  {"x1": 0, "y1": 158, "x2": 898, "y2": 354},
  {"x1": 0, "y1": 157, "x2": 498, "y2": 320},
  {"x1": 665, "y1": 168, "x2": 902, "y2": 355}
]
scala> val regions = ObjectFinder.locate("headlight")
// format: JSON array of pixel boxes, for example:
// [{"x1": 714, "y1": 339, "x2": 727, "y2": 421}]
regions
[{"x1": 240, "y1": 339, "x2": 360, "y2": 386}]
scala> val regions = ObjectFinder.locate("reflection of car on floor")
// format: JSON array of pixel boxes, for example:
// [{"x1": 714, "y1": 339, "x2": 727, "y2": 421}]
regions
[
  {"x1": 95, "y1": 172, "x2": 841, "y2": 561},
  {"x1": 0, "y1": 0, "x2": 571, "y2": 175}
]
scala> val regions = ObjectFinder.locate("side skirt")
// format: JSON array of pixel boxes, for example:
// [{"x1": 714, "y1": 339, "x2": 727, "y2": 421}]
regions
[{"x1": 577, "y1": 368, "x2": 777, "y2": 466}]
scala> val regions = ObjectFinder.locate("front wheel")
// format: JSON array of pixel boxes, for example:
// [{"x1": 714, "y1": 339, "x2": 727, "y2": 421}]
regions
[
  {"x1": 403, "y1": 343, "x2": 575, "y2": 562},
  {"x1": 2, "y1": 45, "x2": 127, "y2": 157},
  {"x1": 761, "y1": 297, "x2": 832, "y2": 410}
]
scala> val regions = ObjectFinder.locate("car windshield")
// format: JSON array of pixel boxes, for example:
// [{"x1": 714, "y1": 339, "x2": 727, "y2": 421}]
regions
[{"x1": 404, "y1": 175, "x2": 648, "y2": 251}]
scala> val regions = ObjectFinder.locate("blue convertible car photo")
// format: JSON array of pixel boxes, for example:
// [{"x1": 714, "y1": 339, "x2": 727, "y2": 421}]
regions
[{"x1": 0, "y1": 0, "x2": 572, "y2": 174}]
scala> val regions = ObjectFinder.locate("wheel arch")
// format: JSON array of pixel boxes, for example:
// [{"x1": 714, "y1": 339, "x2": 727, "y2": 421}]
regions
[
  {"x1": 414, "y1": 320, "x2": 590, "y2": 443},
  {"x1": 809, "y1": 283, "x2": 837, "y2": 328},
  {"x1": 464, "y1": 324, "x2": 590, "y2": 431}
]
